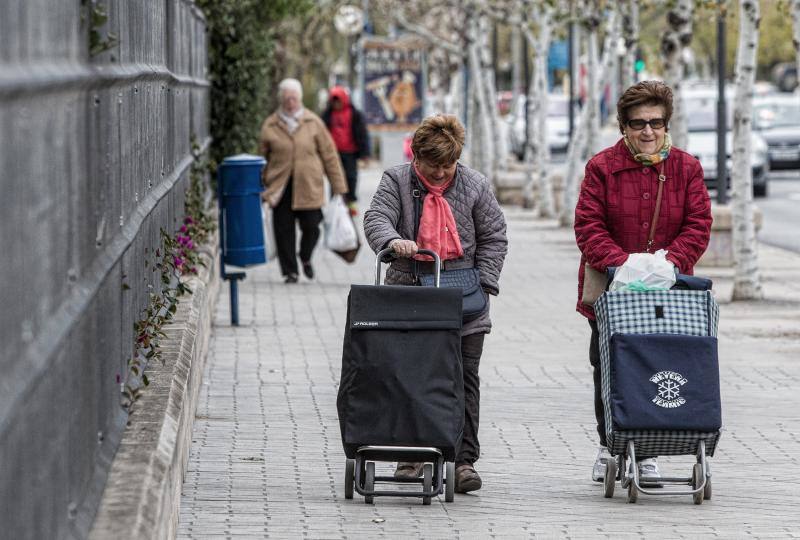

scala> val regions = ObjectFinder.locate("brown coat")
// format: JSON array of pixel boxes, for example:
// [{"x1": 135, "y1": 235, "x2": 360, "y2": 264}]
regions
[{"x1": 259, "y1": 110, "x2": 348, "y2": 210}]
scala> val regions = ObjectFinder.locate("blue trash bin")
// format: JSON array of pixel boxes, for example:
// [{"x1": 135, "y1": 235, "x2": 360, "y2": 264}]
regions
[{"x1": 218, "y1": 154, "x2": 267, "y2": 267}]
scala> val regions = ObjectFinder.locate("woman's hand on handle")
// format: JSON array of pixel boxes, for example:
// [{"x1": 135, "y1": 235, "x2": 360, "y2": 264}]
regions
[{"x1": 389, "y1": 239, "x2": 418, "y2": 258}]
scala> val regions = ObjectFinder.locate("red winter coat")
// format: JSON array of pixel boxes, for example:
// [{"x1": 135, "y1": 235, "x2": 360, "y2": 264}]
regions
[{"x1": 574, "y1": 138, "x2": 712, "y2": 320}]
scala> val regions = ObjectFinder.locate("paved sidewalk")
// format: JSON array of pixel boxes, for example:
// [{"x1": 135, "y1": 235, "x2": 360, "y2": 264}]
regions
[{"x1": 179, "y1": 166, "x2": 800, "y2": 539}]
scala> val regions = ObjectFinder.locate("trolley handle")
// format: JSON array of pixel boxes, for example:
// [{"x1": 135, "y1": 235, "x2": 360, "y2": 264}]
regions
[{"x1": 375, "y1": 247, "x2": 441, "y2": 287}]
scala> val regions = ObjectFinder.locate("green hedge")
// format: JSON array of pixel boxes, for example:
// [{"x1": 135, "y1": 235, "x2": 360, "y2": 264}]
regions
[{"x1": 197, "y1": 0, "x2": 312, "y2": 165}]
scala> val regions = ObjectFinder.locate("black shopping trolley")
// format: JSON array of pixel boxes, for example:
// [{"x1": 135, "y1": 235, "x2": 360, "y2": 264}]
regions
[
  {"x1": 336, "y1": 248, "x2": 464, "y2": 504},
  {"x1": 594, "y1": 282, "x2": 721, "y2": 504}
]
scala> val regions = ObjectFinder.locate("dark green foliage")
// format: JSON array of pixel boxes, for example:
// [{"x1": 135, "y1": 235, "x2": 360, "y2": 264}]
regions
[{"x1": 196, "y1": 0, "x2": 313, "y2": 165}]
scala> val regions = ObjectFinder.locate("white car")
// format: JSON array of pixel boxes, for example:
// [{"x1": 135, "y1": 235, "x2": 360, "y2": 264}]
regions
[
  {"x1": 684, "y1": 88, "x2": 770, "y2": 197},
  {"x1": 753, "y1": 93, "x2": 800, "y2": 170},
  {"x1": 507, "y1": 94, "x2": 570, "y2": 160}
]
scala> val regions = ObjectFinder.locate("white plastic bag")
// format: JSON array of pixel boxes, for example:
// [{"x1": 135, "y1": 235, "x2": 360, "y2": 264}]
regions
[
  {"x1": 261, "y1": 204, "x2": 277, "y2": 261},
  {"x1": 609, "y1": 249, "x2": 676, "y2": 292},
  {"x1": 323, "y1": 195, "x2": 359, "y2": 252}
]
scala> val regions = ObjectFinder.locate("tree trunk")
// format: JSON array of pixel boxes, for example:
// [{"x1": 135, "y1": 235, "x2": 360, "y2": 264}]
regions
[
  {"x1": 661, "y1": 0, "x2": 694, "y2": 149},
  {"x1": 520, "y1": 2, "x2": 555, "y2": 216},
  {"x1": 620, "y1": 0, "x2": 640, "y2": 89},
  {"x1": 586, "y1": 17, "x2": 602, "y2": 155},
  {"x1": 467, "y1": 19, "x2": 494, "y2": 179},
  {"x1": 478, "y1": 13, "x2": 506, "y2": 179},
  {"x1": 731, "y1": 0, "x2": 763, "y2": 301},
  {"x1": 559, "y1": 6, "x2": 619, "y2": 227},
  {"x1": 535, "y1": 4, "x2": 555, "y2": 217},
  {"x1": 511, "y1": 25, "x2": 523, "y2": 108}
]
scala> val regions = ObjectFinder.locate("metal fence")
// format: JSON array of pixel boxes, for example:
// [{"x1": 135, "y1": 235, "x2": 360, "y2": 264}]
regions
[{"x1": 0, "y1": 1, "x2": 209, "y2": 538}]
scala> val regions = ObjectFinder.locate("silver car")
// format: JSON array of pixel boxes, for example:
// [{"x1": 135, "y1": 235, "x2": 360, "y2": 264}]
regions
[
  {"x1": 753, "y1": 94, "x2": 800, "y2": 170},
  {"x1": 507, "y1": 94, "x2": 570, "y2": 160},
  {"x1": 684, "y1": 89, "x2": 770, "y2": 197}
]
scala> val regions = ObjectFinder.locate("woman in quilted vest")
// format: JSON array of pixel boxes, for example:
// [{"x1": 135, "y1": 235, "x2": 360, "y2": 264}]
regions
[
  {"x1": 363, "y1": 114, "x2": 508, "y2": 493},
  {"x1": 574, "y1": 81, "x2": 712, "y2": 484}
]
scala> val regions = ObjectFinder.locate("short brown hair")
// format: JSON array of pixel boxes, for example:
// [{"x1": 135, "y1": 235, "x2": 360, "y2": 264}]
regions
[
  {"x1": 411, "y1": 114, "x2": 465, "y2": 165},
  {"x1": 616, "y1": 81, "x2": 673, "y2": 134}
]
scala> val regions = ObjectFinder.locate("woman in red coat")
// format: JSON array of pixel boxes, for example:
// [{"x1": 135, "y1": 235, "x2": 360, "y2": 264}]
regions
[{"x1": 574, "y1": 81, "x2": 712, "y2": 484}]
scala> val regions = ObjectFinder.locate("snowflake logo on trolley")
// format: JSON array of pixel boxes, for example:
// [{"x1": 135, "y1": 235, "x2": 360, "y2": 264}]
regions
[{"x1": 649, "y1": 370, "x2": 688, "y2": 408}]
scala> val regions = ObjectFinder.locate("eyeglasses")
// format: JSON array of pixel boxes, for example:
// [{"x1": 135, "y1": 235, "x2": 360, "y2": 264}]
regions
[{"x1": 626, "y1": 118, "x2": 666, "y2": 130}]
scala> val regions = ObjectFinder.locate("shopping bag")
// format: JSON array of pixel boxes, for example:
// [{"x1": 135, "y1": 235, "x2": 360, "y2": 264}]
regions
[
  {"x1": 261, "y1": 204, "x2": 277, "y2": 262},
  {"x1": 609, "y1": 249, "x2": 676, "y2": 292},
  {"x1": 323, "y1": 195, "x2": 360, "y2": 262}
]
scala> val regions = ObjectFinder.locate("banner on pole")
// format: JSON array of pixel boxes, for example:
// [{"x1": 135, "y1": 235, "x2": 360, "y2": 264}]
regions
[{"x1": 362, "y1": 38, "x2": 425, "y2": 130}]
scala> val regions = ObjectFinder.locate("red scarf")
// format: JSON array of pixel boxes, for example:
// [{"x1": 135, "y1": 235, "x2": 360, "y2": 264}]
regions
[{"x1": 413, "y1": 163, "x2": 464, "y2": 262}]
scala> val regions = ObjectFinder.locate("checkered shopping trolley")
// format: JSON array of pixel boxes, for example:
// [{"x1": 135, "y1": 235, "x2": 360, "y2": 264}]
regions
[{"x1": 594, "y1": 289, "x2": 721, "y2": 504}]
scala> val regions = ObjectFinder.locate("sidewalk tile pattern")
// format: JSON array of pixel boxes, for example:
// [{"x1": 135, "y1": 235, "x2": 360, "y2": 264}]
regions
[{"x1": 179, "y1": 168, "x2": 800, "y2": 538}]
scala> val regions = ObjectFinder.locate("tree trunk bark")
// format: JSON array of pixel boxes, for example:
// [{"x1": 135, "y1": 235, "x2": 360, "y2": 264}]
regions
[
  {"x1": 586, "y1": 17, "x2": 601, "y2": 155},
  {"x1": 661, "y1": 0, "x2": 694, "y2": 150},
  {"x1": 520, "y1": 2, "x2": 555, "y2": 216},
  {"x1": 478, "y1": 13, "x2": 506, "y2": 179},
  {"x1": 620, "y1": 0, "x2": 640, "y2": 89},
  {"x1": 468, "y1": 19, "x2": 494, "y2": 179},
  {"x1": 731, "y1": 0, "x2": 763, "y2": 301},
  {"x1": 559, "y1": 6, "x2": 619, "y2": 227},
  {"x1": 511, "y1": 25, "x2": 523, "y2": 107}
]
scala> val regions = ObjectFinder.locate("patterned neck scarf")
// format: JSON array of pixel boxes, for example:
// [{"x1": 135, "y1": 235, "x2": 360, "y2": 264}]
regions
[{"x1": 624, "y1": 132, "x2": 672, "y2": 166}]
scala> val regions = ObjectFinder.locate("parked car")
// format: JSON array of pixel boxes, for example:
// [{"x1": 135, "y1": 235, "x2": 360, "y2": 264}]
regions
[
  {"x1": 771, "y1": 62, "x2": 798, "y2": 93},
  {"x1": 506, "y1": 94, "x2": 570, "y2": 160},
  {"x1": 683, "y1": 88, "x2": 770, "y2": 197},
  {"x1": 753, "y1": 94, "x2": 800, "y2": 170}
]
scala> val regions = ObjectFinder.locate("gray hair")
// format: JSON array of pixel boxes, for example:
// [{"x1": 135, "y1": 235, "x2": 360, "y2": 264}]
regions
[{"x1": 278, "y1": 78, "x2": 303, "y2": 100}]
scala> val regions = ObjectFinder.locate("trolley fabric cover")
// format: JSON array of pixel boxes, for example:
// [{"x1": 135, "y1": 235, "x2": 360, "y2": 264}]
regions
[
  {"x1": 595, "y1": 290, "x2": 722, "y2": 456},
  {"x1": 337, "y1": 284, "x2": 465, "y2": 461}
]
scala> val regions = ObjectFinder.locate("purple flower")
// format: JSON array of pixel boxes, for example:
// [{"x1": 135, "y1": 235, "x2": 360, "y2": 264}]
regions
[
  {"x1": 184, "y1": 216, "x2": 194, "y2": 224},
  {"x1": 179, "y1": 225, "x2": 188, "y2": 233},
  {"x1": 186, "y1": 240, "x2": 194, "y2": 250},
  {"x1": 173, "y1": 256, "x2": 184, "y2": 267}
]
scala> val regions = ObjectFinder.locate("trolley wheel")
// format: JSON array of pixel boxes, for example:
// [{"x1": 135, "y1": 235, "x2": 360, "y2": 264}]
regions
[
  {"x1": 704, "y1": 476, "x2": 712, "y2": 500},
  {"x1": 344, "y1": 459, "x2": 355, "y2": 499},
  {"x1": 692, "y1": 463, "x2": 704, "y2": 505},
  {"x1": 364, "y1": 461, "x2": 375, "y2": 505},
  {"x1": 445, "y1": 462, "x2": 455, "y2": 503},
  {"x1": 627, "y1": 475, "x2": 638, "y2": 504},
  {"x1": 422, "y1": 463, "x2": 433, "y2": 505},
  {"x1": 603, "y1": 459, "x2": 617, "y2": 498}
]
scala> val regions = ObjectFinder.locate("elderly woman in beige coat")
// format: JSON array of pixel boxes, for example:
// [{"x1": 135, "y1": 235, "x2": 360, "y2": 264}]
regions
[{"x1": 260, "y1": 78, "x2": 348, "y2": 283}]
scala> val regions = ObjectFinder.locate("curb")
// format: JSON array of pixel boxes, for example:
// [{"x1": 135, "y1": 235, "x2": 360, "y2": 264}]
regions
[{"x1": 89, "y1": 232, "x2": 220, "y2": 540}]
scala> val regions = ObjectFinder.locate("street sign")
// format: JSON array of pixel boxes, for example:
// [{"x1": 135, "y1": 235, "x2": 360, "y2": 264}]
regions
[{"x1": 334, "y1": 5, "x2": 364, "y2": 36}]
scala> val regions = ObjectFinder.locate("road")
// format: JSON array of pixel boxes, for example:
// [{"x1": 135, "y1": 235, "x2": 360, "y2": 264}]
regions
[{"x1": 758, "y1": 170, "x2": 800, "y2": 253}]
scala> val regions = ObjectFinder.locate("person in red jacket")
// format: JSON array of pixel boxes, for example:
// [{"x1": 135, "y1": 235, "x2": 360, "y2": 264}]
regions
[
  {"x1": 322, "y1": 86, "x2": 370, "y2": 215},
  {"x1": 574, "y1": 81, "x2": 712, "y2": 484}
]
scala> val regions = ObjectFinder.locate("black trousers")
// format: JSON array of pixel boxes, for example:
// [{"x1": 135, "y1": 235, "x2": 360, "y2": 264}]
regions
[
  {"x1": 588, "y1": 319, "x2": 607, "y2": 447},
  {"x1": 339, "y1": 152, "x2": 358, "y2": 203},
  {"x1": 272, "y1": 179, "x2": 323, "y2": 277},
  {"x1": 457, "y1": 332, "x2": 485, "y2": 466}
]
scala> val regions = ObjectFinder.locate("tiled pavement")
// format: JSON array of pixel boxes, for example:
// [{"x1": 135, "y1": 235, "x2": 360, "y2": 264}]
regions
[{"x1": 178, "y1": 166, "x2": 800, "y2": 539}]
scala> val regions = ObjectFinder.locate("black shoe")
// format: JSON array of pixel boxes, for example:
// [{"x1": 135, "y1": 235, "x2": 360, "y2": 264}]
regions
[
  {"x1": 284, "y1": 273, "x2": 298, "y2": 284},
  {"x1": 301, "y1": 261, "x2": 314, "y2": 279}
]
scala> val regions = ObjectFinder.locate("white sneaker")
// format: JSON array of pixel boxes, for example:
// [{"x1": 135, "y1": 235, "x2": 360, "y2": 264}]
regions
[
  {"x1": 592, "y1": 446, "x2": 613, "y2": 482},
  {"x1": 637, "y1": 458, "x2": 662, "y2": 484}
]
